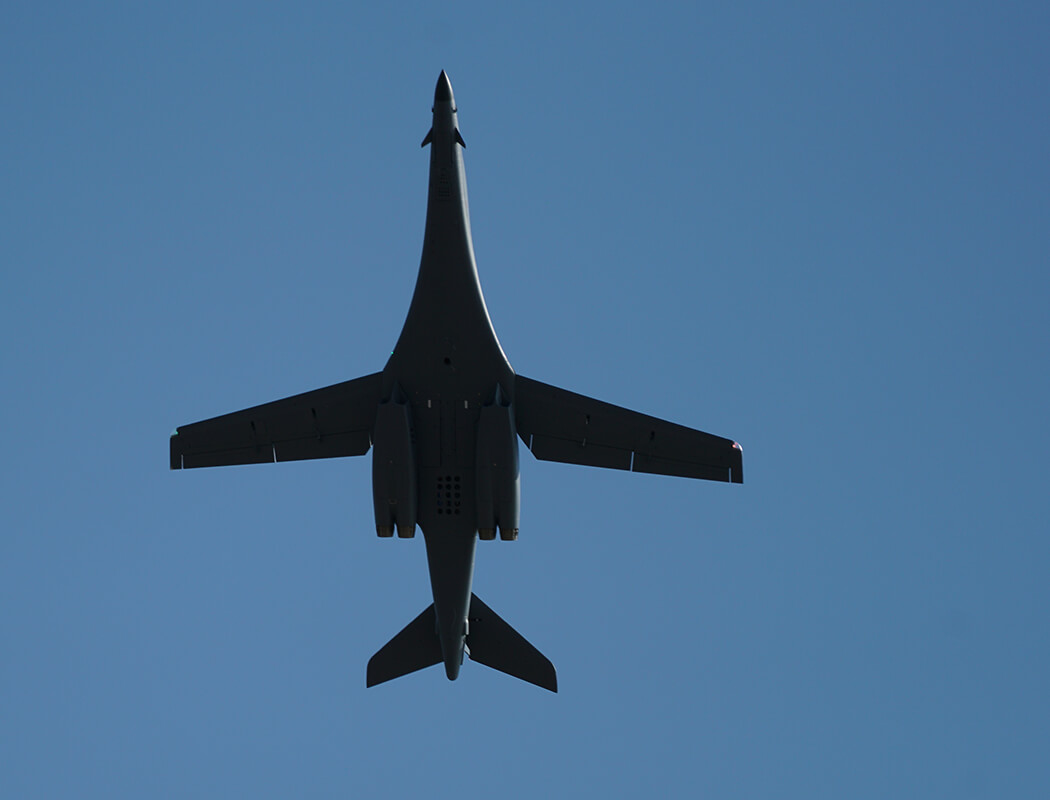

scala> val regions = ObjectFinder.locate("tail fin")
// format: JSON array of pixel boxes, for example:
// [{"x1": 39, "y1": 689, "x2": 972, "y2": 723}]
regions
[
  {"x1": 366, "y1": 604, "x2": 442, "y2": 688},
  {"x1": 467, "y1": 594, "x2": 557, "y2": 692}
]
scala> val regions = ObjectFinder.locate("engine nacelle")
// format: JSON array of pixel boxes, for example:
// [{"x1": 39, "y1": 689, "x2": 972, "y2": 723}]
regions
[
  {"x1": 372, "y1": 384, "x2": 417, "y2": 538},
  {"x1": 475, "y1": 383, "x2": 520, "y2": 541}
]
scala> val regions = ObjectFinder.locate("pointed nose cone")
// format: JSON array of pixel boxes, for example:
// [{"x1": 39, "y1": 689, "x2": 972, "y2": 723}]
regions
[{"x1": 434, "y1": 70, "x2": 454, "y2": 103}]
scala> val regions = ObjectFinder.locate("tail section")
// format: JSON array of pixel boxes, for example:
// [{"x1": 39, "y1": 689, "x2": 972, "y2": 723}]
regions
[
  {"x1": 366, "y1": 595, "x2": 557, "y2": 692},
  {"x1": 366, "y1": 604, "x2": 443, "y2": 688},
  {"x1": 466, "y1": 594, "x2": 557, "y2": 693}
]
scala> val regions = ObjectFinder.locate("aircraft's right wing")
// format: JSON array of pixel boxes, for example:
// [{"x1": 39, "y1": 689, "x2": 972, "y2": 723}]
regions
[
  {"x1": 171, "y1": 372, "x2": 383, "y2": 470},
  {"x1": 514, "y1": 375, "x2": 742, "y2": 484}
]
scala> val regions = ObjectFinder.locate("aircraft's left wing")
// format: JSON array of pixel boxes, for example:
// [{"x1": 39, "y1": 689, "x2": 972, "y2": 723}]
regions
[
  {"x1": 171, "y1": 372, "x2": 383, "y2": 469},
  {"x1": 514, "y1": 375, "x2": 742, "y2": 483}
]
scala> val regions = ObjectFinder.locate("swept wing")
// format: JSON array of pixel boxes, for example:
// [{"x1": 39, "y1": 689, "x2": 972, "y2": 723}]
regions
[
  {"x1": 514, "y1": 375, "x2": 742, "y2": 483},
  {"x1": 170, "y1": 372, "x2": 383, "y2": 469}
]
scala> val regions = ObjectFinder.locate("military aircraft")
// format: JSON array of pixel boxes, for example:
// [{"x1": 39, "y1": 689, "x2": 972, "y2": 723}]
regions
[{"x1": 170, "y1": 71, "x2": 743, "y2": 693}]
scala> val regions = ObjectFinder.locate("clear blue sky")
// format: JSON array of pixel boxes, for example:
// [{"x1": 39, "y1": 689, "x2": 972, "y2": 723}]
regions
[{"x1": 2, "y1": 2, "x2": 1047, "y2": 797}]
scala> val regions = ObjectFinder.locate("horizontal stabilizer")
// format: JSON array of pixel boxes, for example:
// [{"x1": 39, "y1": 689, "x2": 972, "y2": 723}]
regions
[
  {"x1": 467, "y1": 594, "x2": 557, "y2": 692},
  {"x1": 366, "y1": 604, "x2": 443, "y2": 688}
]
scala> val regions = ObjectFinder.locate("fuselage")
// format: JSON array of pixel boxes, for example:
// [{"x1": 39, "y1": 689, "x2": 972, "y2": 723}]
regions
[{"x1": 380, "y1": 71, "x2": 513, "y2": 679}]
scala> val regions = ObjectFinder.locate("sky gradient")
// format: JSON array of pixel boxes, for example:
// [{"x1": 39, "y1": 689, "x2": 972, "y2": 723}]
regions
[{"x1": 2, "y1": 2, "x2": 1048, "y2": 797}]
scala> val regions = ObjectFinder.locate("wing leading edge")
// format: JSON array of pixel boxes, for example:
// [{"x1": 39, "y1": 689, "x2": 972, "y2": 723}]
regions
[
  {"x1": 514, "y1": 375, "x2": 742, "y2": 484},
  {"x1": 170, "y1": 372, "x2": 383, "y2": 470}
]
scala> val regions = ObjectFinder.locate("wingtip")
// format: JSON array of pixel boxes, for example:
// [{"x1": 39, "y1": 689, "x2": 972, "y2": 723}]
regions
[
  {"x1": 169, "y1": 430, "x2": 183, "y2": 470},
  {"x1": 545, "y1": 670, "x2": 559, "y2": 693}
]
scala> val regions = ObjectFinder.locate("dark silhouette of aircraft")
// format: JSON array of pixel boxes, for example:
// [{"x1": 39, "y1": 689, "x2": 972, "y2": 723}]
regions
[{"x1": 170, "y1": 71, "x2": 743, "y2": 692}]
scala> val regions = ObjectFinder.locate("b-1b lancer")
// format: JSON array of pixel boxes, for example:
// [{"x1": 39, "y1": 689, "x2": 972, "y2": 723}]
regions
[{"x1": 170, "y1": 71, "x2": 743, "y2": 693}]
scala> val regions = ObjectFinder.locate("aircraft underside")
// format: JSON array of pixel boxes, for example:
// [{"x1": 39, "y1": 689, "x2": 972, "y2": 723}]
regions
[{"x1": 170, "y1": 71, "x2": 742, "y2": 693}]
